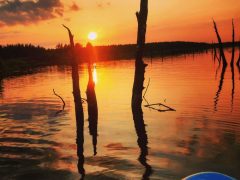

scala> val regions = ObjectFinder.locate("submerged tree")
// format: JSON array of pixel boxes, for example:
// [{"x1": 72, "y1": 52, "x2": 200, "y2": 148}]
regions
[
  {"x1": 131, "y1": 0, "x2": 148, "y2": 109},
  {"x1": 131, "y1": 0, "x2": 152, "y2": 179},
  {"x1": 230, "y1": 20, "x2": 235, "y2": 111},
  {"x1": 86, "y1": 43, "x2": 98, "y2": 156},
  {"x1": 213, "y1": 19, "x2": 237, "y2": 111},
  {"x1": 213, "y1": 20, "x2": 227, "y2": 66},
  {"x1": 62, "y1": 25, "x2": 85, "y2": 178},
  {"x1": 231, "y1": 19, "x2": 235, "y2": 67}
]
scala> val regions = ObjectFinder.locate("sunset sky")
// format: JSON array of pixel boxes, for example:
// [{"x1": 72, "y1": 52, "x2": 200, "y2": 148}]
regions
[{"x1": 0, "y1": 0, "x2": 240, "y2": 48}]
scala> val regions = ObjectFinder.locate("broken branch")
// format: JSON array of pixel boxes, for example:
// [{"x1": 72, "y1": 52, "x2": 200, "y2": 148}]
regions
[{"x1": 53, "y1": 89, "x2": 65, "y2": 110}]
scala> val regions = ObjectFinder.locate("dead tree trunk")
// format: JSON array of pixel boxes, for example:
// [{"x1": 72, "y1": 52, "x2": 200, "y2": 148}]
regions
[
  {"x1": 132, "y1": 0, "x2": 148, "y2": 110},
  {"x1": 86, "y1": 43, "x2": 98, "y2": 156},
  {"x1": 213, "y1": 20, "x2": 227, "y2": 66},
  {"x1": 230, "y1": 20, "x2": 235, "y2": 111},
  {"x1": 62, "y1": 25, "x2": 85, "y2": 177},
  {"x1": 231, "y1": 19, "x2": 235, "y2": 67}
]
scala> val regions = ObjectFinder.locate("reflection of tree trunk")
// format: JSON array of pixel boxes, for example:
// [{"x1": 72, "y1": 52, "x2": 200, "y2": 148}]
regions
[
  {"x1": 213, "y1": 20, "x2": 227, "y2": 66},
  {"x1": 86, "y1": 62, "x2": 98, "y2": 156},
  {"x1": 132, "y1": 0, "x2": 148, "y2": 110},
  {"x1": 0, "y1": 78, "x2": 3, "y2": 98},
  {"x1": 132, "y1": 105, "x2": 152, "y2": 179},
  {"x1": 231, "y1": 64, "x2": 235, "y2": 111},
  {"x1": 62, "y1": 25, "x2": 85, "y2": 177},
  {"x1": 214, "y1": 65, "x2": 227, "y2": 111}
]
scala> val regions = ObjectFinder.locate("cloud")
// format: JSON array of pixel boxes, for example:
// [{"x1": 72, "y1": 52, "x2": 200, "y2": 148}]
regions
[
  {"x1": 70, "y1": 2, "x2": 80, "y2": 11},
  {"x1": 0, "y1": 0, "x2": 64, "y2": 26}
]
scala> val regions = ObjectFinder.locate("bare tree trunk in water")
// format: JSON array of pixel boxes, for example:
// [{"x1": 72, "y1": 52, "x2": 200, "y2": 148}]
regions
[
  {"x1": 86, "y1": 43, "x2": 98, "y2": 156},
  {"x1": 62, "y1": 25, "x2": 85, "y2": 178},
  {"x1": 213, "y1": 20, "x2": 227, "y2": 66},
  {"x1": 132, "y1": 0, "x2": 148, "y2": 110},
  {"x1": 131, "y1": 1, "x2": 152, "y2": 178},
  {"x1": 231, "y1": 19, "x2": 235, "y2": 67},
  {"x1": 230, "y1": 19, "x2": 235, "y2": 111}
]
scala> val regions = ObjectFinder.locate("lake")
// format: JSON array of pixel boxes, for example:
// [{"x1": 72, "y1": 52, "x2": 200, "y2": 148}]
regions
[{"x1": 0, "y1": 51, "x2": 240, "y2": 179}]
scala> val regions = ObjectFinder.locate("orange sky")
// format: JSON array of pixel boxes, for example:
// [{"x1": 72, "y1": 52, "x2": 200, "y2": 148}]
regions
[{"x1": 0, "y1": 0, "x2": 240, "y2": 47}]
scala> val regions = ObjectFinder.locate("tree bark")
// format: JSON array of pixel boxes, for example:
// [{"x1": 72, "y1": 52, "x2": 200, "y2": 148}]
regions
[
  {"x1": 132, "y1": 0, "x2": 148, "y2": 110},
  {"x1": 62, "y1": 25, "x2": 85, "y2": 177},
  {"x1": 213, "y1": 20, "x2": 227, "y2": 66}
]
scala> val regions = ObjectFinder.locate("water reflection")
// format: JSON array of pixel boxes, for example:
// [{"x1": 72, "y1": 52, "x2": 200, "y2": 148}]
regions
[
  {"x1": 213, "y1": 49, "x2": 239, "y2": 111},
  {"x1": 0, "y1": 78, "x2": 3, "y2": 98},
  {"x1": 0, "y1": 53, "x2": 240, "y2": 179},
  {"x1": 132, "y1": 102, "x2": 152, "y2": 179},
  {"x1": 86, "y1": 63, "x2": 98, "y2": 156},
  {"x1": 93, "y1": 63, "x2": 98, "y2": 84},
  {"x1": 0, "y1": 98, "x2": 71, "y2": 179},
  {"x1": 214, "y1": 65, "x2": 227, "y2": 111},
  {"x1": 230, "y1": 63, "x2": 235, "y2": 111}
]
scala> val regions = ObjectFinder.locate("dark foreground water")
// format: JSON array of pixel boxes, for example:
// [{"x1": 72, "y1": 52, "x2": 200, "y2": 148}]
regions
[{"x1": 0, "y1": 52, "x2": 240, "y2": 179}]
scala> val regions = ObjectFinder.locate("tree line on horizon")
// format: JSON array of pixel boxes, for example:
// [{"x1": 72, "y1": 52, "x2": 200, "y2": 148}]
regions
[
  {"x1": 1, "y1": 41, "x2": 239, "y2": 78},
  {"x1": 2, "y1": 41, "x2": 238, "y2": 62}
]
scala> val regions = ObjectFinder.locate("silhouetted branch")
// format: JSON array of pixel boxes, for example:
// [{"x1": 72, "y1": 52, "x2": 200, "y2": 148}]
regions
[
  {"x1": 53, "y1": 89, "x2": 65, "y2": 108},
  {"x1": 53, "y1": 89, "x2": 65, "y2": 115},
  {"x1": 143, "y1": 78, "x2": 150, "y2": 98},
  {"x1": 145, "y1": 103, "x2": 176, "y2": 112},
  {"x1": 62, "y1": 24, "x2": 74, "y2": 49},
  {"x1": 213, "y1": 20, "x2": 227, "y2": 66},
  {"x1": 231, "y1": 19, "x2": 235, "y2": 66}
]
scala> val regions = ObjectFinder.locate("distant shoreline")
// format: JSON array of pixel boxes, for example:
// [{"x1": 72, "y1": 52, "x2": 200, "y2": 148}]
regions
[{"x1": 1, "y1": 41, "x2": 239, "y2": 78}]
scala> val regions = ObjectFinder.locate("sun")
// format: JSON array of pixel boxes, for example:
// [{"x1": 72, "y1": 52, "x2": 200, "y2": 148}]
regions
[{"x1": 88, "y1": 32, "x2": 97, "y2": 41}]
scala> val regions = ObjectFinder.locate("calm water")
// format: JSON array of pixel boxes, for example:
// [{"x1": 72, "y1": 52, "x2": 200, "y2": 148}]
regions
[{"x1": 0, "y1": 52, "x2": 240, "y2": 180}]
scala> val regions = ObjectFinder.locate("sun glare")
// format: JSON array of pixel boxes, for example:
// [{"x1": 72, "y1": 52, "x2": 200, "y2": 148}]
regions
[{"x1": 88, "y1": 32, "x2": 97, "y2": 41}]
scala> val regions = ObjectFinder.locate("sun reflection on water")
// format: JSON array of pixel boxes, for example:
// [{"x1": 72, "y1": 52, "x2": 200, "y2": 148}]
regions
[{"x1": 93, "y1": 63, "x2": 97, "y2": 84}]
